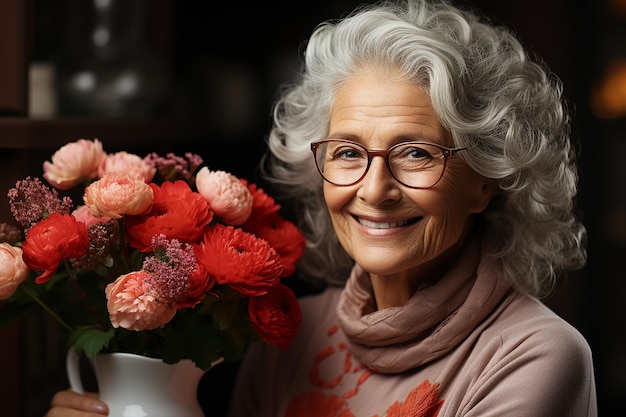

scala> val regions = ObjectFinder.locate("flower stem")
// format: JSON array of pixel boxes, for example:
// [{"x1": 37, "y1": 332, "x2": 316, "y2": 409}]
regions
[
  {"x1": 117, "y1": 218, "x2": 132, "y2": 271},
  {"x1": 19, "y1": 286, "x2": 74, "y2": 333},
  {"x1": 64, "y1": 260, "x2": 109, "y2": 331}
]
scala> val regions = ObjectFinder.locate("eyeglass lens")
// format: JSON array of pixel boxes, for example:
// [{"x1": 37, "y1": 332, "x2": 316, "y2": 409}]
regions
[{"x1": 313, "y1": 140, "x2": 448, "y2": 188}]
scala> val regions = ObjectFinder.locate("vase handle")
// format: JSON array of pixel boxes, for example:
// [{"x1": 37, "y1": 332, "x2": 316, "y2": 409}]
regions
[{"x1": 66, "y1": 347, "x2": 86, "y2": 394}]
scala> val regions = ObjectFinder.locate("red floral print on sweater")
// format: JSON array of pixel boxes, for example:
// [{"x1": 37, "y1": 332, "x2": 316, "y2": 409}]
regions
[{"x1": 283, "y1": 324, "x2": 444, "y2": 417}]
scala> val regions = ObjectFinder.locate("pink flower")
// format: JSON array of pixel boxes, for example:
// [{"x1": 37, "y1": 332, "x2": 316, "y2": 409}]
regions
[
  {"x1": 105, "y1": 271, "x2": 177, "y2": 331},
  {"x1": 72, "y1": 205, "x2": 112, "y2": 227},
  {"x1": 43, "y1": 139, "x2": 106, "y2": 190},
  {"x1": 0, "y1": 243, "x2": 29, "y2": 300},
  {"x1": 83, "y1": 173, "x2": 154, "y2": 219},
  {"x1": 195, "y1": 167, "x2": 253, "y2": 225},
  {"x1": 99, "y1": 151, "x2": 157, "y2": 183}
]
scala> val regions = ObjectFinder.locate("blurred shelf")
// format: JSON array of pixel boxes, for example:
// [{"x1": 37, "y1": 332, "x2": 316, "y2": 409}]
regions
[{"x1": 0, "y1": 117, "x2": 193, "y2": 150}]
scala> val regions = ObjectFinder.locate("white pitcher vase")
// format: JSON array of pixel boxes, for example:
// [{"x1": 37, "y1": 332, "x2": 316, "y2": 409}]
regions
[{"x1": 66, "y1": 349, "x2": 210, "y2": 417}]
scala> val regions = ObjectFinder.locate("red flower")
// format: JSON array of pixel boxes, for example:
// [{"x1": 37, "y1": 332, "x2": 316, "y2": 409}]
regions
[
  {"x1": 244, "y1": 213, "x2": 306, "y2": 277},
  {"x1": 242, "y1": 180, "x2": 281, "y2": 219},
  {"x1": 194, "y1": 224, "x2": 283, "y2": 296},
  {"x1": 248, "y1": 283, "x2": 302, "y2": 349},
  {"x1": 125, "y1": 180, "x2": 213, "y2": 252},
  {"x1": 21, "y1": 213, "x2": 89, "y2": 283},
  {"x1": 242, "y1": 181, "x2": 306, "y2": 277},
  {"x1": 174, "y1": 261, "x2": 215, "y2": 309}
]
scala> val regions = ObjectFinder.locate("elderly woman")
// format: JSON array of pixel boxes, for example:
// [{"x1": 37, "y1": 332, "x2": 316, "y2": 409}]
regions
[{"x1": 46, "y1": 0, "x2": 596, "y2": 416}]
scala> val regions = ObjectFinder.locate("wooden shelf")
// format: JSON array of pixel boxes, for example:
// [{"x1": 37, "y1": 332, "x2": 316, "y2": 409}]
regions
[{"x1": 0, "y1": 117, "x2": 193, "y2": 150}]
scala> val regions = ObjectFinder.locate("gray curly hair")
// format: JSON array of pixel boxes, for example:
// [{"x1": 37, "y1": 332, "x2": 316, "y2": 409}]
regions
[{"x1": 261, "y1": 0, "x2": 586, "y2": 298}]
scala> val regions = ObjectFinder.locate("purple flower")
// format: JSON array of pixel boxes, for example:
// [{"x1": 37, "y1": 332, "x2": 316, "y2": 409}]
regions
[
  {"x1": 144, "y1": 152, "x2": 204, "y2": 183},
  {"x1": 0, "y1": 223, "x2": 23, "y2": 245},
  {"x1": 142, "y1": 235, "x2": 196, "y2": 302},
  {"x1": 8, "y1": 177, "x2": 73, "y2": 231},
  {"x1": 70, "y1": 219, "x2": 121, "y2": 271}
]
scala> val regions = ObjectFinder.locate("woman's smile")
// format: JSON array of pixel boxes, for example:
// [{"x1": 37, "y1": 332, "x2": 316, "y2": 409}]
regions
[{"x1": 354, "y1": 215, "x2": 422, "y2": 230}]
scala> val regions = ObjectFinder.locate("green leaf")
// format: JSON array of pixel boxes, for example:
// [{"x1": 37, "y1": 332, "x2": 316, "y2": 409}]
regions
[{"x1": 73, "y1": 327, "x2": 116, "y2": 358}]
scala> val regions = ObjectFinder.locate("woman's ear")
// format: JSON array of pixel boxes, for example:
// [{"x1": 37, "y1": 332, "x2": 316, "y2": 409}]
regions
[{"x1": 470, "y1": 180, "x2": 497, "y2": 214}]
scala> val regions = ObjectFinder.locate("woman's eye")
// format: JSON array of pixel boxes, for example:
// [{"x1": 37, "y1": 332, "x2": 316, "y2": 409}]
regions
[
  {"x1": 333, "y1": 147, "x2": 365, "y2": 160},
  {"x1": 402, "y1": 146, "x2": 433, "y2": 160}
]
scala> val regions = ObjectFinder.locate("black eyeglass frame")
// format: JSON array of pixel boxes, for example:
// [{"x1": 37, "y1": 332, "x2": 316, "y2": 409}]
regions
[{"x1": 310, "y1": 139, "x2": 467, "y2": 189}]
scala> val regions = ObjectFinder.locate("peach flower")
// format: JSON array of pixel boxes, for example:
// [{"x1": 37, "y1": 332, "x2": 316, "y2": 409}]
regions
[
  {"x1": 105, "y1": 271, "x2": 177, "y2": 331},
  {"x1": 98, "y1": 151, "x2": 156, "y2": 183},
  {"x1": 195, "y1": 167, "x2": 253, "y2": 225},
  {"x1": 0, "y1": 243, "x2": 29, "y2": 300},
  {"x1": 43, "y1": 138, "x2": 106, "y2": 190},
  {"x1": 83, "y1": 173, "x2": 154, "y2": 219}
]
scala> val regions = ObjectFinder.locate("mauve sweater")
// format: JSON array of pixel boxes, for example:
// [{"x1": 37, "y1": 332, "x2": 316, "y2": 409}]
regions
[{"x1": 229, "y1": 233, "x2": 597, "y2": 417}]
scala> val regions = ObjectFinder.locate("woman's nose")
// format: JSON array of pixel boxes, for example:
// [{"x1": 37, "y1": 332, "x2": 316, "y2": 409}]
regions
[{"x1": 356, "y1": 156, "x2": 402, "y2": 203}]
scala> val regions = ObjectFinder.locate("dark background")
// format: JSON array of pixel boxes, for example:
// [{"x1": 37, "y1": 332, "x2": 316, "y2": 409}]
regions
[{"x1": 1, "y1": 0, "x2": 624, "y2": 415}]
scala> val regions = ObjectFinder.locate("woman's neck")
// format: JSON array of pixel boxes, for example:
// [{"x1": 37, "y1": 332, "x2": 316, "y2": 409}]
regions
[{"x1": 369, "y1": 219, "x2": 479, "y2": 310}]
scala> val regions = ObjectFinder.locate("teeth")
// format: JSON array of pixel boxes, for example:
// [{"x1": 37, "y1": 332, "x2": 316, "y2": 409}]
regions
[{"x1": 358, "y1": 218, "x2": 411, "y2": 229}]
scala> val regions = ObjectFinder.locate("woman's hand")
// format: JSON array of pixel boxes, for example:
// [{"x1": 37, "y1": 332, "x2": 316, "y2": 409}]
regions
[{"x1": 44, "y1": 390, "x2": 108, "y2": 416}]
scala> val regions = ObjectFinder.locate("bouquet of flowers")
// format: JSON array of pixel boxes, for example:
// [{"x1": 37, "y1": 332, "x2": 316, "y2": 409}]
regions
[{"x1": 0, "y1": 138, "x2": 305, "y2": 370}]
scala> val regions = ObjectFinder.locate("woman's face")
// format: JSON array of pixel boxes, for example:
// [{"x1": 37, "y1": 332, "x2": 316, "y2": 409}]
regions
[{"x1": 324, "y1": 74, "x2": 494, "y2": 281}]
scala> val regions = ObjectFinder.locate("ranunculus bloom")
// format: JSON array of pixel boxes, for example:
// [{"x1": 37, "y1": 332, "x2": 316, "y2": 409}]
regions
[
  {"x1": 98, "y1": 151, "x2": 157, "y2": 183},
  {"x1": 195, "y1": 168, "x2": 253, "y2": 225},
  {"x1": 43, "y1": 138, "x2": 106, "y2": 190},
  {"x1": 21, "y1": 213, "x2": 89, "y2": 284},
  {"x1": 248, "y1": 283, "x2": 302, "y2": 349},
  {"x1": 174, "y1": 261, "x2": 215, "y2": 309},
  {"x1": 194, "y1": 224, "x2": 283, "y2": 296},
  {"x1": 83, "y1": 173, "x2": 154, "y2": 219},
  {"x1": 0, "y1": 243, "x2": 29, "y2": 300},
  {"x1": 125, "y1": 180, "x2": 212, "y2": 252},
  {"x1": 105, "y1": 271, "x2": 177, "y2": 331},
  {"x1": 72, "y1": 205, "x2": 112, "y2": 227}
]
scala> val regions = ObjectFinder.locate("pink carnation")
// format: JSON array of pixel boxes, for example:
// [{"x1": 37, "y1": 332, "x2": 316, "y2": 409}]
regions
[
  {"x1": 83, "y1": 173, "x2": 154, "y2": 219},
  {"x1": 99, "y1": 151, "x2": 157, "y2": 183},
  {"x1": 43, "y1": 138, "x2": 106, "y2": 190},
  {"x1": 195, "y1": 167, "x2": 253, "y2": 225},
  {"x1": 105, "y1": 271, "x2": 177, "y2": 331},
  {"x1": 0, "y1": 243, "x2": 29, "y2": 300}
]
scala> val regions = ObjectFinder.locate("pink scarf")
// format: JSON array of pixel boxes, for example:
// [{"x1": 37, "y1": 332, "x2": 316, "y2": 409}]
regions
[{"x1": 336, "y1": 232, "x2": 512, "y2": 373}]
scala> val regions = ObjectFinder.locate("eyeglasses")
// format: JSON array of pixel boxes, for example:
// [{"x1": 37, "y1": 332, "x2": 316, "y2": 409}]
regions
[{"x1": 311, "y1": 139, "x2": 467, "y2": 189}]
